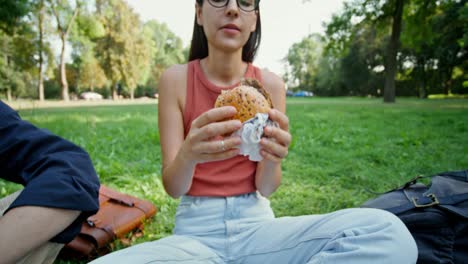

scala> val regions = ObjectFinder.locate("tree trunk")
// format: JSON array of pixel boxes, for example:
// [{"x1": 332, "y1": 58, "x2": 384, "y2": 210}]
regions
[
  {"x1": 383, "y1": 0, "x2": 405, "y2": 103},
  {"x1": 38, "y1": 75, "x2": 45, "y2": 100},
  {"x1": 3, "y1": 50, "x2": 12, "y2": 101},
  {"x1": 445, "y1": 68, "x2": 453, "y2": 95},
  {"x1": 51, "y1": 0, "x2": 80, "y2": 102},
  {"x1": 112, "y1": 82, "x2": 118, "y2": 100},
  {"x1": 417, "y1": 56, "x2": 427, "y2": 99},
  {"x1": 38, "y1": 0, "x2": 45, "y2": 101},
  {"x1": 59, "y1": 34, "x2": 69, "y2": 101},
  {"x1": 6, "y1": 88, "x2": 12, "y2": 101}
]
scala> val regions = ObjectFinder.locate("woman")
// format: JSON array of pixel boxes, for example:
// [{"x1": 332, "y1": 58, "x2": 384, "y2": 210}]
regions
[{"x1": 90, "y1": 1, "x2": 418, "y2": 263}]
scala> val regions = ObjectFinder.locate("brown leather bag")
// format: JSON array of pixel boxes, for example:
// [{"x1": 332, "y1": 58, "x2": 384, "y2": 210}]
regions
[{"x1": 59, "y1": 185, "x2": 157, "y2": 259}]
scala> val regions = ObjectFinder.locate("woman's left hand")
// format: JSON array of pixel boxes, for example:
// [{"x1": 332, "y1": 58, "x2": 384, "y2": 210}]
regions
[{"x1": 260, "y1": 108, "x2": 291, "y2": 163}]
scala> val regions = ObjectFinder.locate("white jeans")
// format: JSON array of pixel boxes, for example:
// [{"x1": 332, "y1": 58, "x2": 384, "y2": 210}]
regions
[
  {"x1": 90, "y1": 192, "x2": 418, "y2": 263},
  {"x1": 0, "y1": 190, "x2": 64, "y2": 264}
]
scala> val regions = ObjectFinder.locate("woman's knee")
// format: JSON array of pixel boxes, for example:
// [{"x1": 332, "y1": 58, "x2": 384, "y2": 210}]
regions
[
  {"x1": 364, "y1": 208, "x2": 418, "y2": 263},
  {"x1": 89, "y1": 235, "x2": 223, "y2": 264}
]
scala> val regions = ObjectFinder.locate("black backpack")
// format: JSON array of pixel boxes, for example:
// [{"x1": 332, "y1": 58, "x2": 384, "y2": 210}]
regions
[{"x1": 362, "y1": 170, "x2": 468, "y2": 264}]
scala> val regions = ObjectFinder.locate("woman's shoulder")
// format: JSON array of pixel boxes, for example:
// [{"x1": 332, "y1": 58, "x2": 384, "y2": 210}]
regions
[
  {"x1": 260, "y1": 68, "x2": 285, "y2": 94},
  {"x1": 159, "y1": 64, "x2": 188, "y2": 91},
  {"x1": 159, "y1": 63, "x2": 189, "y2": 110},
  {"x1": 161, "y1": 63, "x2": 188, "y2": 81}
]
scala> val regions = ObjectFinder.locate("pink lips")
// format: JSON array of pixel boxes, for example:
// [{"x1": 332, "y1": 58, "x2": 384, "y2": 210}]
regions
[{"x1": 222, "y1": 24, "x2": 240, "y2": 34}]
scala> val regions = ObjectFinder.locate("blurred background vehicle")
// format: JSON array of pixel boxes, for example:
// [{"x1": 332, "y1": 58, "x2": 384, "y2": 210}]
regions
[
  {"x1": 293, "y1": 90, "x2": 314, "y2": 97},
  {"x1": 80, "y1": 92, "x2": 103, "y2": 100}
]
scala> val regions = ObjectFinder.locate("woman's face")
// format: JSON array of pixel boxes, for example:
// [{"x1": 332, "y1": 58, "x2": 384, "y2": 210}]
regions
[{"x1": 196, "y1": 0, "x2": 258, "y2": 54}]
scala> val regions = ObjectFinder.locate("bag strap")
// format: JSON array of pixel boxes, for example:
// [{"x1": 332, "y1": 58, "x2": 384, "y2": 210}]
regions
[
  {"x1": 99, "y1": 186, "x2": 135, "y2": 207},
  {"x1": 98, "y1": 185, "x2": 157, "y2": 217},
  {"x1": 365, "y1": 175, "x2": 429, "y2": 195},
  {"x1": 400, "y1": 170, "x2": 468, "y2": 189},
  {"x1": 371, "y1": 170, "x2": 468, "y2": 195},
  {"x1": 387, "y1": 191, "x2": 468, "y2": 215}
]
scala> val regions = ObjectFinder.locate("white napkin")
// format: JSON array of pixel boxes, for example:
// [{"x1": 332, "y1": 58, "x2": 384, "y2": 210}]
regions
[{"x1": 232, "y1": 113, "x2": 278, "y2": 162}]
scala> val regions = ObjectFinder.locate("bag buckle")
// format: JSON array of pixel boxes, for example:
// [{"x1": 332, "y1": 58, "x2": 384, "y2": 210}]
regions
[{"x1": 412, "y1": 193, "x2": 440, "y2": 208}]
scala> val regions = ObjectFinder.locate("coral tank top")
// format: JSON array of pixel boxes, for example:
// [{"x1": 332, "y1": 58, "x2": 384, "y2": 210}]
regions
[{"x1": 183, "y1": 59, "x2": 263, "y2": 196}]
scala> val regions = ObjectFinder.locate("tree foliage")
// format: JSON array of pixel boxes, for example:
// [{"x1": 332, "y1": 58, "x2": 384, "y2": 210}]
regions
[
  {"x1": 143, "y1": 20, "x2": 186, "y2": 94},
  {"x1": 69, "y1": 11, "x2": 107, "y2": 93},
  {"x1": 0, "y1": 19, "x2": 39, "y2": 100},
  {"x1": 0, "y1": 0, "x2": 465, "y2": 101},
  {"x1": 0, "y1": 0, "x2": 30, "y2": 34},
  {"x1": 284, "y1": 34, "x2": 323, "y2": 91},
  {"x1": 293, "y1": 0, "x2": 467, "y2": 98},
  {"x1": 94, "y1": 0, "x2": 153, "y2": 100},
  {"x1": 0, "y1": 0, "x2": 186, "y2": 100}
]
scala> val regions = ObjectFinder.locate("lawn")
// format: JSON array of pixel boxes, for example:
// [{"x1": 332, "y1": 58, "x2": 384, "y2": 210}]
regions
[{"x1": 2, "y1": 97, "x2": 467, "y2": 263}]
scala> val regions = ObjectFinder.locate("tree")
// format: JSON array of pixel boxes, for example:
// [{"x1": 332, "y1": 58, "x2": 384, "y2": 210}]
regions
[
  {"x1": 383, "y1": 0, "x2": 405, "y2": 103},
  {"x1": 77, "y1": 53, "x2": 108, "y2": 91},
  {"x1": 0, "y1": 0, "x2": 30, "y2": 34},
  {"x1": 311, "y1": 0, "x2": 407, "y2": 101},
  {"x1": 400, "y1": 0, "x2": 467, "y2": 96},
  {"x1": 284, "y1": 34, "x2": 323, "y2": 91},
  {"x1": 37, "y1": 0, "x2": 45, "y2": 101},
  {"x1": 0, "y1": 0, "x2": 31, "y2": 100},
  {"x1": 144, "y1": 20, "x2": 185, "y2": 93},
  {"x1": 341, "y1": 24, "x2": 386, "y2": 96},
  {"x1": 34, "y1": 0, "x2": 50, "y2": 101},
  {"x1": 0, "y1": 32, "x2": 18, "y2": 100},
  {"x1": 69, "y1": 10, "x2": 107, "y2": 93},
  {"x1": 318, "y1": 0, "x2": 467, "y2": 98},
  {"x1": 50, "y1": 0, "x2": 81, "y2": 101},
  {"x1": 0, "y1": 24, "x2": 38, "y2": 100},
  {"x1": 120, "y1": 17, "x2": 152, "y2": 99},
  {"x1": 431, "y1": 0, "x2": 467, "y2": 95},
  {"x1": 95, "y1": 0, "x2": 152, "y2": 100}
]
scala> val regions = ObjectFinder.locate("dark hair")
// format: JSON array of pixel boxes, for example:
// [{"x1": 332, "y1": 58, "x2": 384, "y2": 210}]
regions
[{"x1": 189, "y1": 0, "x2": 262, "y2": 63}]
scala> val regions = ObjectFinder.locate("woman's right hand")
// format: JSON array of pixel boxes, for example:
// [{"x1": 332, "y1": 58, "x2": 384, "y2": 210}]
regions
[{"x1": 180, "y1": 106, "x2": 243, "y2": 164}]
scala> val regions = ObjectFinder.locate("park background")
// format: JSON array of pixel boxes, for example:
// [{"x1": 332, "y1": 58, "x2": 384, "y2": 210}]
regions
[{"x1": 0, "y1": 0, "x2": 467, "y2": 263}]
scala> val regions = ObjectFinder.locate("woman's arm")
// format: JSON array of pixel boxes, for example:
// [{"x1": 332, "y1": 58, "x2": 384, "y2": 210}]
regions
[
  {"x1": 158, "y1": 65, "x2": 243, "y2": 198},
  {"x1": 158, "y1": 65, "x2": 195, "y2": 198},
  {"x1": 255, "y1": 71, "x2": 291, "y2": 197}
]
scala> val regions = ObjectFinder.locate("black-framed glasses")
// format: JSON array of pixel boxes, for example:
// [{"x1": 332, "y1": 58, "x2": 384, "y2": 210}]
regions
[{"x1": 206, "y1": 0, "x2": 260, "y2": 12}]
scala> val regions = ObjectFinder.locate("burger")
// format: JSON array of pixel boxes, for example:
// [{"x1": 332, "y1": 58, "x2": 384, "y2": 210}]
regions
[{"x1": 214, "y1": 78, "x2": 273, "y2": 123}]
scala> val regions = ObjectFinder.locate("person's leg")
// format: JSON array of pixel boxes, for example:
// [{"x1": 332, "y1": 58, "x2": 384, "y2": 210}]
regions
[
  {"x1": 0, "y1": 190, "x2": 64, "y2": 264},
  {"x1": 88, "y1": 235, "x2": 224, "y2": 264},
  {"x1": 305, "y1": 209, "x2": 418, "y2": 264},
  {"x1": 89, "y1": 194, "x2": 231, "y2": 264},
  {"x1": 15, "y1": 243, "x2": 64, "y2": 264},
  {"x1": 0, "y1": 190, "x2": 22, "y2": 215},
  {"x1": 230, "y1": 207, "x2": 418, "y2": 264}
]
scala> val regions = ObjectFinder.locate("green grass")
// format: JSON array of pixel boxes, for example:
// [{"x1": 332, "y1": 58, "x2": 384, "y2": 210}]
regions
[{"x1": 2, "y1": 97, "x2": 467, "y2": 263}]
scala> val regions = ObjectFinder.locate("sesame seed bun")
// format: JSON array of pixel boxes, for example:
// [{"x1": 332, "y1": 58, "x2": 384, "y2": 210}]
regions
[{"x1": 214, "y1": 78, "x2": 273, "y2": 123}]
